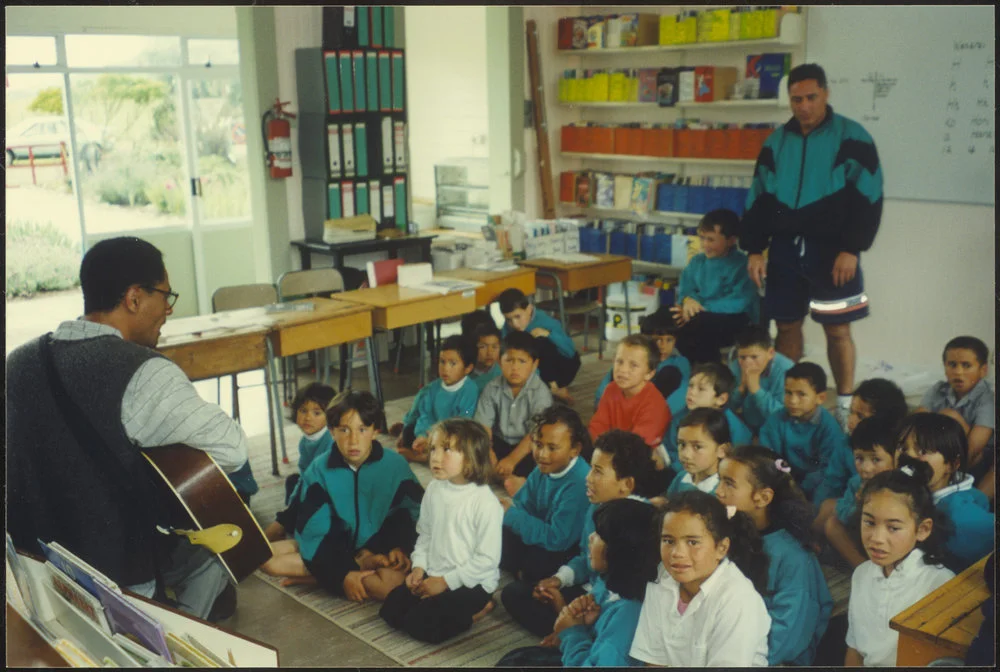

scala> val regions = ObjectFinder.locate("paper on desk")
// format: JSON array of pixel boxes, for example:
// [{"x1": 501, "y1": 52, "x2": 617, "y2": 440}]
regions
[
  {"x1": 469, "y1": 260, "x2": 520, "y2": 272},
  {"x1": 158, "y1": 307, "x2": 274, "y2": 340},
  {"x1": 536, "y1": 252, "x2": 599, "y2": 264},
  {"x1": 408, "y1": 277, "x2": 484, "y2": 295}
]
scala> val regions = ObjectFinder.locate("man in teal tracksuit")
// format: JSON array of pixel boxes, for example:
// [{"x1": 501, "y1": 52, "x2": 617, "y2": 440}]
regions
[{"x1": 740, "y1": 63, "x2": 884, "y2": 430}]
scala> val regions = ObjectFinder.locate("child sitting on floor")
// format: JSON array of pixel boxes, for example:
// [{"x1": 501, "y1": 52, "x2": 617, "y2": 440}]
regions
[
  {"x1": 497, "y1": 498, "x2": 660, "y2": 667},
  {"x1": 397, "y1": 334, "x2": 479, "y2": 463},
  {"x1": 845, "y1": 462, "x2": 955, "y2": 667},
  {"x1": 469, "y1": 321, "x2": 503, "y2": 393},
  {"x1": 717, "y1": 445, "x2": 833, "y2": 666},
  {"x1": 670, "y1": 208, "x2": 759, "y2": 365},
  {"x1": 499, "y1": 405, "x2": 591, "y2": 585},
  {"x1": 285, "y1": 382, "x2": 337, "y2": 503},
  {"x1": 498, "y1": 288, "x2": 581, "y2": 403},
  {"x1": 502, "y1": 429, "x2": 657, "y2": 638},
  {"x1": 665, "y1": 407, "x2": 732, "y2": 498},
  {"x1": 595, "y1": 310, "x2": 690, "y2": 416},
  {"x1": 726, "y1": 324, "x2": 795, "y2": 435},
  {"x1": 589, "y1": 335, "x2": 671, "y2": 456},
  {"x1": 379, "y1": 419, "x2": 503, "y2": 644},
  {"x1": 474, "y1": 331, "x2": 553, "y2": 494},
  {"x1": 824, "y1": 417, "x2": 896, "y2": 568},
  {"x1": 758, "y1": 362, "x2": 848, "y2": 502},
  {"x1": 262, "y1": 391, "x2": 423, "y2": 602}
]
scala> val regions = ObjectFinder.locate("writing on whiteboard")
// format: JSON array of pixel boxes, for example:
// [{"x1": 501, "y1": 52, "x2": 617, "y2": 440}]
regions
[{"x1": 860, "y1": 71, "x2": 898, "y2": 112}]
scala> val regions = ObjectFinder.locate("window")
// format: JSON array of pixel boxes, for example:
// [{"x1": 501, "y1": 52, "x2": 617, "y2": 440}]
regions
[
  {"x1": 5, "y1": 36, "x2": 58, "y2": 66},
  {"x1": 65, "y1": 35, "x2": 181, "y2": 68},
  {"x1": 187, "y1": 39, "x2": 240, "y2": 66}
]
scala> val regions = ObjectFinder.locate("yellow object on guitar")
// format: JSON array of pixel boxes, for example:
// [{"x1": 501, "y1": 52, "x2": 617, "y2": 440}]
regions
[{"x1": 167, "y1": 524, "x2": 244, "y2": 554}]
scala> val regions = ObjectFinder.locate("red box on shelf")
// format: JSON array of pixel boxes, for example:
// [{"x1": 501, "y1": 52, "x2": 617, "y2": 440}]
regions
[
  {"x1": 738, "y1": 128, "x2": 772, "y2": 159},
  {"x1": 614, "y1": 128, "x2": 643, "y2": 155},
  {"x1": 586, "y1": 127, "x2": 616, "y2": 154},
  {"x1": 642, "y1": 128, "x2": 675, "y2": 157},
  {"x1": 559, "y1": 171, "x2": 576, "y2": 203},
  {"x1": 706, "y1": 128, "x2": 742, "y2": 159},
  {"x1": 561, "y1": 126, "x2": 584, "y2": 153},
  {"x1": 675, "y1": 129, "x2": 708, "y2": 158}
]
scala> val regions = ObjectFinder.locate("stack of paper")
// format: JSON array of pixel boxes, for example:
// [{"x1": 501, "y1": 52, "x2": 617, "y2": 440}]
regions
[{"x1": 539, "y1": 252, "x2": 599, "y2": 264}]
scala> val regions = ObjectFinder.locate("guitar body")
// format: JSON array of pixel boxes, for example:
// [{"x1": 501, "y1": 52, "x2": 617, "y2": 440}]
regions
[{"x1": 141, "y1": 445, "x2": 272, "y2": 583}]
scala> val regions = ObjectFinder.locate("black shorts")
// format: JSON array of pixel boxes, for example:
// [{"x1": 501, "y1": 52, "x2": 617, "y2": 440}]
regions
[{"x1": 764, "y1": 234, "x2": 869, "y2": 325}]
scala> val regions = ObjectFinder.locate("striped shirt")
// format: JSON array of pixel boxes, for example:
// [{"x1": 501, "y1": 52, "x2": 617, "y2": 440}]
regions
[{"x1": 52, "y1": 319, "x2": 248, "y2": 472}]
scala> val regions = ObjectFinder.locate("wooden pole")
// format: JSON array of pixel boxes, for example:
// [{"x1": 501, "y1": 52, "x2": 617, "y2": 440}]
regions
[{"x1": 525, "y1": 19, "x2": 556, "y2": 219}]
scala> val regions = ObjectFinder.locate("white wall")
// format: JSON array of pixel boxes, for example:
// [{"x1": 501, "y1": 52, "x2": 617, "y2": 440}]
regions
[
  {"x1": 520, "y1": 6, "x2": 996, "y2": 375},
  {"x1": 5, "y1": 6, "x2": 236, "y2": 37}
]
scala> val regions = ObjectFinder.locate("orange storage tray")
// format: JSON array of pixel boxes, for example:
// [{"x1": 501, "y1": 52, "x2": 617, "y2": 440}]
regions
[
  {"x1": 588, "y1": 127, "x2": 616, "y2": 154},
  {"x1": 675, "y1": 129, "x2": 708, "y2": 158},
  {"x1": 642, "y1": 128, "x2": 675, "y2": 157}
]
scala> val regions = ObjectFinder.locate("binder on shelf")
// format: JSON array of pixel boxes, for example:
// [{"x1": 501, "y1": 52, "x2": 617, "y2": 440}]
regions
[
  {"x1": 393, "y1": 176, "x2": 407, "y2": 230},
  {"x1": 327, "y1": 124, "x2": 342, "y2": 178},
  {"x1": 342, "y1": 181, "x2": 356, "y2": 218},
  {"x1": 381, "y1": 116, "x2": 394, "y2": 172},
  {"x1": 369, "y1": 179, "x2": 381, "y2": 222},
  {"x1": 383, "y1": 6, "x2": 395, "y2": 47},
  {"x1": 354, "y1": 121, "x2": 369, "y2": 178},
  {"x1": 371, "y1": 6, "x2": 383, "y2": 47},
  {"x1": 342, "y1": 123, "x2": 356, "y2": 177},
  {"x1": 352, "y1": 50, "x2": 366, "y2": 112},
  {"x1": 338, "y1": 51, "x2": 355, "y2": 112},
  {"x1": 322, "y1": 6, "x2": 353, "y2": 49},
  {"x1": 382, "y1": 183, "x2": 395, "y2": 228},
  {"x1": 342, "y1": 6, "x2": 358, "y2": 47},
  {"x1": 393, "y1": 120, "x2": 406, "y2": 170},
  {"x1": 365, "y1": 52, "x2": 379, "y2": 111},
  {"x1": 328, "y1": 183, "x2": 342, "y2": 219},
  {"x1": 391, "y1": 51, "x2": 405, "y2": 111},
  {"x1": 378, "y1": 51, "x2": 392, "y2": 111},
  {"x1": 324, "y1": 51, "x2": 341, "y2": 113},
  {"x1": 357, "y1": 6, "x2": 369, "y2": 47},
  {"x1": 356, "y1": 181, "x2": 370, "y2": 215}
]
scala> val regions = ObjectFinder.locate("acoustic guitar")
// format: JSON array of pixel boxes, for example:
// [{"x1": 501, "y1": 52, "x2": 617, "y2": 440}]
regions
[{"x1": 141, "y1": 445, "x2": 273, "y2": 583}]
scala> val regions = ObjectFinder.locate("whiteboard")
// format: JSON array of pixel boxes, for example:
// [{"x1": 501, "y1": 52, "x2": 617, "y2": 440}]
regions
[{"x1": 806, "y1": 6, "x2": 994, "y2": 205}]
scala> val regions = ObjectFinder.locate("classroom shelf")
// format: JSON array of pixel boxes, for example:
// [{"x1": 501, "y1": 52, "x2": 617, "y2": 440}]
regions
[
  {"x1": 437, "y1": 183, "x2": 490, "y2": 191},
  {"x1": 559, "y1": 203, "x2": 703, "y2": 223},
  {"x1": 559, "y1": 99, "x2": 785, "y2": 109},
  {"x1": 562, "y1": 152, "x2": 756, "y2": 168}
]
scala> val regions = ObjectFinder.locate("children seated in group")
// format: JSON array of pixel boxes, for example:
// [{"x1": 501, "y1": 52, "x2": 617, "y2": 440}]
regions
[
  {"x1": 727, "y1": 324, "x2": 795, "y2": 435},
  {"x1": 462, "y1": 311, "x2": 503, "y2": 393},
  {"x1": 824, "y1": 417, "x2": 897, "y2": 568},
  {"x1": 502, "y1": 429, "x2": 656, "y2": 638},
  {"x1": 894, "y1": 413, "x2": 994, "y2": 573},
  {"x1": 262, "y1": 391, "x2": 423, "y2": 601},
  {"x1": 665, "y1": 407, "x2": 731, "y2": 498},
  {"x1": 497, "y1": 498, "x2": 660, "y2": 667},
  {"x1": 396, "y1": 334, "x2": 479, "y2": 463},
  {"x1": 664, "y1": 362, "x2": 752, "y2": 473},
  {"x1": 285, "y1": 382, "x2": 337, "y2": 503},
  {"x1": 498, "y1": 288, "x2": 580, "y2": 403},
  {"x1": 717, "y1": 445, "x2": 833, "y2": 666},
  {"x1": 595, "y1": 311, "x2": 691, "y2": 416},
  {"x1": 379, "y1": 419, "x2": 503, "y2": 644},
  {"x1": 758, "y1": 362, "x2": 848, "y2": 502},
  {"x1": 812, "y1": 377, "x2": 909, "y2": 529},
  {"x1": 669, "y1": 208, "x2": 759, "y2": 365},
  {"x1": 845, "y1": 463, "x2": 956, "y2": 667},
  {"x1": 629, "y1": 491, "x2": 772, "y2": 667},
  {"x1": 588, "y1": 335, "x2": 671, "y2": 454},
  {"x1": 498, "y1": 405, "x2": 591, "y2": 585},
  {"x1": 917, "y1": 336, "x2": 995, "y2": 480},
  {"x1": 474, "y1": 331, "x2": 553, "y2": 493}
]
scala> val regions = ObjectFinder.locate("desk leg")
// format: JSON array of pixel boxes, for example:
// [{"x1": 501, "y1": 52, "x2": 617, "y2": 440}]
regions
[
  {"x1": 598, "y1": 285, "x2": 607, "y2": 360},
  {"x1": 338, "y1": 344, "x2": 349, "y2": 390},
  {"x1": 365, "y1": 336, "x2": 387, "y2": 431},
  {"x1": 418, "y1": 322, "x2": 426, "y2": 388},
  {"x1": 298, "y1": 247, "x2": 312, "y2": 271},
  {"x1": 265, "y1": 339, "x2": 286, "y2": 475},
  {"x1": 623, "y1": 281, "x2": 632, "y2": 336},
  {"x1": 419, "y1": 241, "x2": 432, "y2": 264}
]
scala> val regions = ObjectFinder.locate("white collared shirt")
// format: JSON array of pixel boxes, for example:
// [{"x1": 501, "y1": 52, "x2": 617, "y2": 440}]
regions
[
  {"x1": 630, "y1": 557, "x2": 771, "y2": 667},
  {"x1": 846, "y1": 548, "x2": 955, "y2": 666}
]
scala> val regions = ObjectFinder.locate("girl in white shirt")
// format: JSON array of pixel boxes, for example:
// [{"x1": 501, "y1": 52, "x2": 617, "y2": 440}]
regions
[
  {"x1": 630, "y1": 490, "x2": 772, "y2": 667},
  {"x1": 379, "y1": 418, "x2": 504, "y2": 644},
  {"x1": 845, "y1": 460, "x2": 955, "y2": 666}
]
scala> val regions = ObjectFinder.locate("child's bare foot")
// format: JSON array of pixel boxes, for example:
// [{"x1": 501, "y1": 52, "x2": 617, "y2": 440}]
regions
[
  {"x1": 397, "y1": 447, "x2": 429, "y2": 463},
  {"x1": 388, "y1": 422, "x2": 404, "y2": 438},
  {"x1": 550, "y1": 384, "x2": 574, "y2": 405},
  {"x1": 471, "y1": 598, "x2": 496, "y2": 623},
  {"x1": 279, "y1": 575, "x2": 318, "y2": 587},
  {"x1": 504, "y1": 476, "x2": 527, "y2": 497}
]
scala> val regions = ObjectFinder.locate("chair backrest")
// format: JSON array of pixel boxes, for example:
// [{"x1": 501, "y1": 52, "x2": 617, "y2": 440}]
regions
[
  {"x1": 366, "y1": 258, "x2": 405, "y2": 288},
  {"x1": 212, "y1": 283, "x2": 278, "y2": 312},
  {"x1": 276, "y1": 268, "x2": 345, "y2": 301}
]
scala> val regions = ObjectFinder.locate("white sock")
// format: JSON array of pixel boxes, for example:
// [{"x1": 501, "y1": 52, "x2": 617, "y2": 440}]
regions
[{"x1": 837, "y1": 394, "x2": 852, "y2": 415}]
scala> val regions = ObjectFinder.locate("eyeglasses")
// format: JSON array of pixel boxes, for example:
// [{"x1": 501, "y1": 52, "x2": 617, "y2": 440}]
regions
[{"x1": 145, "y1": 286, "x2": 179, "y2": 308}]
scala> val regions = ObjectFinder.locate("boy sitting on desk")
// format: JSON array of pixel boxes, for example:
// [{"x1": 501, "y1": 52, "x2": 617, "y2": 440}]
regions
[
  {"x1": 498, "y1": 288, "x2": 581, "y2": 404},
  {"x1": 671, "y1": 208, "x2": 759, "y2": 365}
]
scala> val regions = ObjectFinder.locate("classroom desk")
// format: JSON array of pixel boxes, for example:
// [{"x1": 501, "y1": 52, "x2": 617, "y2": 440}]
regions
[
  {"x1": 519, "y1": 253, "x2": 633, "y2": 357},
  {"x1": 290, "y1": 235, "x2": 436, "y2": 271},
  {"x1": 890, "y1": 554, "x2": 990, "y2": 666},
  {"x1": 336, "y1": 284, "x2": 477, "y2": 387},
  {"x1": 436, "y1": 266, "x2": 537, "y2": 307}
]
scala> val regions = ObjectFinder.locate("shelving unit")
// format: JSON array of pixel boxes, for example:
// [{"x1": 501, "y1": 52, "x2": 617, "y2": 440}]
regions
[
  {"x1": 434, "y1": 158, "x2": 489, "y2": 230},
  {"x1": 560, "y1": 204, "x2": 703, "y2": 222},
  {"x1": 562, "y1": 151, "x2": 756, "y2": 168},
  {"x1": 560, "y1": 98, "x2": 786, "y2": 110}
]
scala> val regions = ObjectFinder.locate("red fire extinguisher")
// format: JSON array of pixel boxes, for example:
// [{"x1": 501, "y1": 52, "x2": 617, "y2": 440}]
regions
[{"x1": 262, "y1": 99, "x2": 296, "y2": 179}]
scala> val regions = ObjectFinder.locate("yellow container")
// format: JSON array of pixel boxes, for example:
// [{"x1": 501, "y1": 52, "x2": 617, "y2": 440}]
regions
[
  {"x1": 677, "y1": 12, "x2": 698, "y2": 44},
  {"x1": 729, "y1": 8, "x2": 742, "y2": 41},
  {"x1": 659, "y1": 14, "x2": 676, "y2": 45},
  {"x1": 608, "y1": 70, "x2": 627, "y2": 102},
  {"x1": 760, "y1": 7, "x2": 777, "y2": 38},
  {"x1": 697, "y1": 8, "x2": 730, "y2": 42},
  {"x1": 592, "y1": 70, "x2": 610, "y2": 102},
  {"x1": 628, "y1": 71, "x2": 639, "y2": 102}
]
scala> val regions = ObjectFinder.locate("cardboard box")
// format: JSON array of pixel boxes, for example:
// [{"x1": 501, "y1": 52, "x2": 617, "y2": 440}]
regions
[
  {"x1": 587, "y1": 126, "x2": 616, "y2": 154},
  {"x1": 746, "y1": 53, "x2": 791, "y2": 99},
  {"x1": 644, "y1": 127, "x2": 675, "y2": 157},
  {"x1": 571, "y1": 18, "x2": 588, "y2": 49},
  {"x1": 557, "y1": 18, "x2": 575, "y2": 50},
  {"x1": 586, "y1": 16, "x2": 605, "y2": 49},
  {"x1": 675, "y1": 129, "x2": 708, "y2": 158},
  {"x1": 613, "y1": 175, "x2": 634, "y2": 210},
  {"x1": 635, "y1": 13, "x2": 661, "y2": 46},
  {"x1": 695, "y1": 66, "x2": 738, "y2": 102},
  {"x1": 659, "y1": 14, "x2": 676, "y2": 45},
  {"x1": 605, "y1": 16, "x2": 622, "y2": 48},
  {"x1": 559, "y1": 171, "x2": 576, "y2": 203}
]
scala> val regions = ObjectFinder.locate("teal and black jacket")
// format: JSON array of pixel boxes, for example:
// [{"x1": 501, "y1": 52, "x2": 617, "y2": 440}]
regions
[
  {"x1": 741, "y1": 105, "x2": 884, "y2": 256},
  {"x1": 276, "y1": 440, "x2": 423, "y2": 594}
]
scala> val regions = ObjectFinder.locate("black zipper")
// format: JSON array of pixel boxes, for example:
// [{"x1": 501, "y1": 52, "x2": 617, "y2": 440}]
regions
[
  {"x1": 352, "y1": 467, "x2": 360, "y2": 548},
  {"x1": 794, "y1": 132, "x2": 808, "y2": 209}
]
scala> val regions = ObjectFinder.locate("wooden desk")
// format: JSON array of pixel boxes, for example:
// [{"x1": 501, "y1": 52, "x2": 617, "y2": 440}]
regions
[
  {"x1": 158, "y1": 326, "x2": 270, "y2": 382},
  {"x1": 290, "y1": 235, "x2": 436, "y2": 271},
  {"x1": 337, "y1": 285, "x2": 477, "y2": 386},
  {"x1": 6, "y1": 602, "x2": 70, "y2": 668},
  {"x1": 891, "y1": 555, "x2": 990, "y2": 666},
  {"x1": 436, "y1": 267, "x2": 537, "y2": 307}
]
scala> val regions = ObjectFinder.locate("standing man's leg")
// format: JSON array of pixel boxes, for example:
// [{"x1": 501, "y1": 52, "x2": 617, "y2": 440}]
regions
[
  {"x1": 774, "y1": 319, "x2": 805, "y2": 362},
  {"x1": 823, "y1": 322, "x2": 856, "y2": 396}
]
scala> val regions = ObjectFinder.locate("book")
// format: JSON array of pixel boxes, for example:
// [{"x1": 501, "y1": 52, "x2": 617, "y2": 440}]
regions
[
  {"x1": 638, "y1": 68, "x2": 658, "y2": 103},
  {"x1": 594, "y1": 172, "x2": 615, "y2": 208},
  {"x1": 38, "y1": 539, "x2": 120, "y2": 600},
  {"x1": 54, "y1": 638, "x2": 99, "y2": 667},
  {"x1": 631, "y1": 176, "x2": 656, "y2": 215},
  {"x1": 537, "y1": 252, "x2": 600, "y2": 264},
  {"x1": 408, "y1": 278, "x2": 483, "y2": 295},
  {"x1": 45, "y1": 561, "x2": 113, "y2": 635},
  {"x1": 113, "y1": 633, "x2": 174, "y2": 667},
  {"x1": 167, "y1": 631, "x2": 219, "y2": 667},
  {"x1": 92, "y1": 579, "x2": 173, "y2": 663},
  {"x1": 182, "y1": 633, "x2": 232, "y2": 667}
]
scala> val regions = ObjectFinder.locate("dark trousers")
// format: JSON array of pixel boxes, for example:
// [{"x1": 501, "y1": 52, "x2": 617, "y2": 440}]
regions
[
  {"x1": 400, "y1": 422, "x2": 417, "y2": 450},
  {"x1": 379, "y1": 583, "x2": 490, "y2": 644},
  {"x1": 501, "y1": 527, "x2": 578, "y2": 584},
  {"x1": 284, "y1": 474, "x2": 300, "y2": 505},
  {"x1": 493, "y1": 434, "x2": 536, "y2": 477},
  {"x1": 652, "y1": 365, "x2": 683, "y2": 400},
  {"x1": 649, "y1": 465, "x2": 677, "y2": 497},
  {"x1": 502, "y1": 579, "x2": 586, "y2": 637},
  {"x1": 674, "y1": 311, "x2": 750, "y2": 365},
  {"x1": 535, "y1": 337, "x2": 581, "y2": 388},
  {"x1": 496, "y1": 645, "x2": 564, "y2": 667}
]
